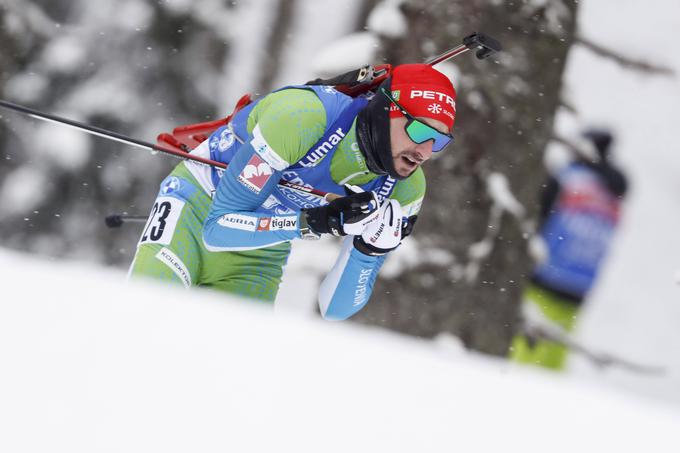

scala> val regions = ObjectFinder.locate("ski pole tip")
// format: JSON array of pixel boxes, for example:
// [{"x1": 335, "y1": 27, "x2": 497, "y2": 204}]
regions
[{"x1": 105, "y1": 215, "x2": 124, "y2": 228}]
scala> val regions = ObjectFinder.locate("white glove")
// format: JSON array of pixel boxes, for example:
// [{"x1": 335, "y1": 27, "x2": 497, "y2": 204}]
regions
[{"x1": 353, "y1": 199, "x2": 404, "y2": 256}]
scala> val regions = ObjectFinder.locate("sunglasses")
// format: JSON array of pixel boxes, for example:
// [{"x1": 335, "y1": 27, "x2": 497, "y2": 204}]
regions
[{"x1": 381, "y1": 87, "x2": 454, "y2": 152}]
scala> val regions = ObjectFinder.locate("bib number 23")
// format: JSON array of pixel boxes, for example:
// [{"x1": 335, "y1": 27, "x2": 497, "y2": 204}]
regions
[{"x1": 139, "y1": 196, "x2": 185, "y2": 245}]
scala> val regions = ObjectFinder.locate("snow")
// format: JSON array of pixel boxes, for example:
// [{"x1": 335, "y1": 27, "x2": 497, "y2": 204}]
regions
[
  {"x1": 1, "y1": 248, "x2": 679, "y2": 452},
  {"x1": 487, "y1": 171, "x2": 525, "y2": 218},
  {"x1": 559, "y1": 0, "x2": 680, "y2": 406},
  {"x1": 4, "y1": 72, "x2": 49, "y2": 103},
  {"x1": 41, "y1": 36, "x2": 87, "y2": 73},
  {"x1": 0, "y1": 165, "x2": 49, "y2": 215},
  {"x1": 64, "y1": 73, "x2": 146, "y2": 120},
  {"x1": 367, "y1": 0, "x2": 408, "y2": 39},
  {"x1": 311, "y1": 32, "x2": 381, "y2": 78},
  {"x1": 111, "y1": 0, "x2": 154, "y2": 31},
  {"x1": 159, "y1": 0, "x2": 194, "y2": 15},
  {"x1": 1, "y1": 0, "x2": 56, "y2": 39},
  {"x1": 217, "y1": 0, "x2": 275, "y2": 106},
  {"x1": 280, "y1": 0, "x2": 680, "y2": 412},
  {"x1": 34, "y1": 121, "x2": 91, "y2": 170},
  {"x1": 276, "y1": 235, "x2": 341, "y2": 315},
  {"x1": 274, "y1": 0, "x2": 363, "y2": 86},
  {"x1": 3, "y1": 1, "x2": 680, "y2": 447}
]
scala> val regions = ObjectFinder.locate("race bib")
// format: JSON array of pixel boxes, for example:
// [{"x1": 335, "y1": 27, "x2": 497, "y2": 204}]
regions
[{"x1": 138, "y1": 196, "x2": 185, "y2": 246}]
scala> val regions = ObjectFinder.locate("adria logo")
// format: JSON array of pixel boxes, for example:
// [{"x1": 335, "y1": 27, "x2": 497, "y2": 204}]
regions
[
  {"x1": 238, "y1": 154, "x2": 274, "y2": 194},
  {"x1": 217, "y1": 213, "x2": 257, "y2": 232}
]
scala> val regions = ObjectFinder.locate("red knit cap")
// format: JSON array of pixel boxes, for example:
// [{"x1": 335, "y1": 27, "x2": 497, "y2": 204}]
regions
[{"x1": 389, "y1": 64, "x2": 457, "y2": 130}]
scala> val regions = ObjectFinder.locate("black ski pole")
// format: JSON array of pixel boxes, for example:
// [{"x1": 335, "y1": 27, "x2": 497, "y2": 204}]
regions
[
  {"x1": 0, "y1": 99, "x2": 337, "y2": 200},
  {"x1": 0, "y1": 31, "x2": 502, "y2": 200},
  {"x1": 105, "y1": 214, "x2": 149, "y2": 228},
  {"x1": 426, "y1": 32, "x2": 502, "y2": 66},
  {"x1": 524, "y1": 323, "x2": 666, "y2": 376}
]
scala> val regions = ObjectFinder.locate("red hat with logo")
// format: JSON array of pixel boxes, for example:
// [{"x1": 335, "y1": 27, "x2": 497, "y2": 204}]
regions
[{"x1": 389, "y1": 64, "x2": 457, "y2": 130}]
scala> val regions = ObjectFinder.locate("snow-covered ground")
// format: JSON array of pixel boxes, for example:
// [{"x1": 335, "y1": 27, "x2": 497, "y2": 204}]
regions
[{"x1": 1, "y1": 248, "x2": 679, "y2": 453}]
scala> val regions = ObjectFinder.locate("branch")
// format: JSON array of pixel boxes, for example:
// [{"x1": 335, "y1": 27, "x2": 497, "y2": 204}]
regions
[
  {"x1": 522, "y1": 322, "x2": 667, "y2": 375},
  {"x1": 576, "y1": 35, "x2": 675, "y2": 76}
]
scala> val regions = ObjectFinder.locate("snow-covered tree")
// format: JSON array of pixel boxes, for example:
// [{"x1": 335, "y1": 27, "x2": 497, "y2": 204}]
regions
[{"x1": 350, "y1": 0, "x2": 579, "y2": 355}]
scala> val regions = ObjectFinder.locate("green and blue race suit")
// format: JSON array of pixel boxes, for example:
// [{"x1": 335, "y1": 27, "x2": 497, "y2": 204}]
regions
[{"x1": 129, "y1": 86, "x2": 425, "y2": 319}]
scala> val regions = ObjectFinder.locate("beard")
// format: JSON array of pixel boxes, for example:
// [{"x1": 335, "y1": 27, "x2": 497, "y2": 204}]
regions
[{"x1": 355, "y1": 79, "x2": 407, "y2": 180}]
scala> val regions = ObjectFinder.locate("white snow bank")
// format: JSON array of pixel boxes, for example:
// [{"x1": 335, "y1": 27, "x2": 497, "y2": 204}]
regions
[
  {"x1": 34, "y1": 120, "x2": 91, "y2": 171},
  {"x1": 367, "y1": 0, "x2": 408, "y2": 39},
  {"x1": 0, "y1": 248, "x2": 679, "y2": 452},
  {"x1": 312, "y1": 32, "x2": 381, "y2": 78},
  {"x1": 563, "y1": 0, "x2": 680, "y2": 406},
  {"x1": 0, "y1": 165, "x2": 49, "y2": 216}
]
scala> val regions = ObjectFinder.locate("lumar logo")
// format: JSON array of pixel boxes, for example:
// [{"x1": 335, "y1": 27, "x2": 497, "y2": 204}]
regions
[
  {"x1": 298, "y1": 128, "x2": 346, "y2": 168},
  {"x1": 238, "y1": 154, "x2": 273, "y2": 194},
  {"x1": 376, "y1": 176, "x2": 396, "y2": 204}
]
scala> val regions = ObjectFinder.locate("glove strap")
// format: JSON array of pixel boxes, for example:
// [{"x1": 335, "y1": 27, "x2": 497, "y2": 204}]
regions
[
  {"x1": 302, "y1": 207, "x2": 344, "y2": 237},
  {"x1": 299, "y1": 214, "x2": 321, "y2": 240},
  {"x1": 353, "y1": 236, "x2": 390, "y2": 256}
]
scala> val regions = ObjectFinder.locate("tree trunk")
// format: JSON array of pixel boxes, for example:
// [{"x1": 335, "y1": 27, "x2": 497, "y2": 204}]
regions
[{"x1": 352, "y1": 0, "x2": 579, "y2": 356}]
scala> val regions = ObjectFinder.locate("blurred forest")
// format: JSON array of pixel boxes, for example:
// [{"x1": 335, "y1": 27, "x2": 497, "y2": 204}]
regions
[{"x1": 0, "y1": 0, "x2": 579, "y2": 356}]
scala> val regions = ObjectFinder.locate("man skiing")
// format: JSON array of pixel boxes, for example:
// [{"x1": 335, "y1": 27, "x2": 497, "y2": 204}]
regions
[
  {"x1": 511, "y1": 129, "x2": 628, "y2": 368},
  {"x1": 128, "y1": 64, "x2": 457, "y2": 320}
]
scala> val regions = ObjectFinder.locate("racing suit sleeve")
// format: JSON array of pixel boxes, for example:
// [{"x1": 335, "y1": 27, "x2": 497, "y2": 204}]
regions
[
  {"x1": 318, "y1": 237, "x2": 387, "y2": 320},
  {"x1": 203, "y1": 89, "x2": 333, "y2": 251},
  {"x1": 202, "y1": 140, "x2": 301, "y2": 251},
  {"x1": 316, "y1": 172, "x2": 425, "y2": 320}
]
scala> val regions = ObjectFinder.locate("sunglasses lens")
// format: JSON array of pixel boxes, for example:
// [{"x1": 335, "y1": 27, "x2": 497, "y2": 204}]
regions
[{"x1": 405, "y1": 120, "x2": 453, "y2": 152}]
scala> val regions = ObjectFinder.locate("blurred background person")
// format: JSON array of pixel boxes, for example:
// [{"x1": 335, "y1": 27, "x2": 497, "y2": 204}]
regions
[{"x1": 511, "y1": 129, "x2": 629, "y2": 370}]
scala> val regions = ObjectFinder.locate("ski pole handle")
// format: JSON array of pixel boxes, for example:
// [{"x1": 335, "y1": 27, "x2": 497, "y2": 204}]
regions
[
  {"x1": 105, "y1": 214, "x2": 149, "y2": 228},
  {"x1": 426, "y1": 32, "x2": 502, "y2": 66}
]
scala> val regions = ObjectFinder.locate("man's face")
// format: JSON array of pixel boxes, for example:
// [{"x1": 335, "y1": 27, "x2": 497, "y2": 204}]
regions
[{"x1": 389, "y1": 116, "x2": 450, "y2": 178}]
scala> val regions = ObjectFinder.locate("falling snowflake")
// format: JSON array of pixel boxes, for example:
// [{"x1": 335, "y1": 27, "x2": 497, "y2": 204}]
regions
[{"x1": 428, "y1": 103, "x2": 442, "y2": 114}]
